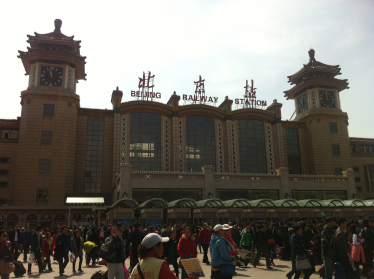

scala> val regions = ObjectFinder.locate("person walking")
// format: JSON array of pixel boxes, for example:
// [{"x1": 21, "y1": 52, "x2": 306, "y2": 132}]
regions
[
  {"x1": 362, "y1": 218, "x2": 374, "y2": 277},
  {"x1": 21, "y1": 226, "x2": 31, "y2": 263},
  {"x1": 198, "y1": 223, "x2": 211, "y2": 265},
  {"x1": 253, "y1": 224, "x2": 272, "y2": 269},
  {"x1": 266, "y1": 223, "x2": 276, "y2": 266},
  {"x1": 335, "y1": 217, "x2": 356, "y2": 279},
  {"x1": 42, "y1": 232, "x2": 54, "y2": 272},
  {"x1": 240, "y1": 225, "x2": 253, "y2": 250},
  {"x1": 210, "y1": 224, "x2": 235, "y2": 279},
  {"x1": 8, "y1": 225, "x2": 21, "y2": 261},
  {"x1": 55, "y1": 226, "x2": 72, "y2": 276},
  {"x1": 163, "y1": 229, "x2": 180, "y2": 277},
  {"x1": 178, "y1": 227, "x2": 197, "y2": 279},
  {"x1": 286, "y1": 225, "x2": 313, "y2": 279},
  {"x1": 28, "y1": 225, "x2": 44, "y2": 275},
  {"x1": 321, "y1": 217, "x2": 336, "y2": 279},
  {"x1": 0, "y1": 229, "x2": 12, "y2": 279},
  {"x1": 71, "y1": 230, "x2": 84, "y2": 273},
  {"x1": 101, "y1": 226, "x2": 125, "y2": 279},
  {"x1": 125, "y1": 222, "x2": 144, "y2": 271},
  {"x1": 86, "y1": 227, "x2": 100, "y2": 266}
]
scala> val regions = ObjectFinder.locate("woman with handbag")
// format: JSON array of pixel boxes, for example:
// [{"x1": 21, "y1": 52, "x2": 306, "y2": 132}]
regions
[
  {"x1": 0, "y1": 229, "x2": 14, "y2": 279},
  {"x1": 286, "y1": 225, "x2": 313, "y2": 279},
  {"x1": 42, "y1": 232, "x2": 54, "y2": 272},
  {"x1": 71, "y1": 230, "x2": 85, "y2": 273}
]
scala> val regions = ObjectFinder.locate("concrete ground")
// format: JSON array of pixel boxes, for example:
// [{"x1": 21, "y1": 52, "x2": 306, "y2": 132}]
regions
[{"x1": 14, "y1": 251, "x2": 324, "y2": 279}]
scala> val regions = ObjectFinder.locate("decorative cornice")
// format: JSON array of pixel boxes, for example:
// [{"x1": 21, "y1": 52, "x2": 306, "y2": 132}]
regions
[
  {"x1": 78, "y1": 108, "x2": 114, "y2": 118},
  {"x1": 20, "y1": 93, "x2": 80, "y2": 107},
  {"x1": 281, "y1": 121, "x2": 306, "y2": 129},
  {"x1": 232, "y1": 109, "x2": 275, "y2": 124}
]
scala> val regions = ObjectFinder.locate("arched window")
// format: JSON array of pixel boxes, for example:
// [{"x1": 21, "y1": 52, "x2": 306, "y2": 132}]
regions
[
  {"x1": 130, "y1": 112, "x2": 161, "y2": 171},
  {"x1": 237, "y1": 119, "x2": 267, "y2": 173},
  {"x1": 186, "y1": 115, "x2": 215, "y2": 172}
]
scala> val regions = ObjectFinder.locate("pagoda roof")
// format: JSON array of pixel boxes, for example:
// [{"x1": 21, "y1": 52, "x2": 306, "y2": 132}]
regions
[{"x1": 18, "y1": 19, "x2": 86, "y2": 80}]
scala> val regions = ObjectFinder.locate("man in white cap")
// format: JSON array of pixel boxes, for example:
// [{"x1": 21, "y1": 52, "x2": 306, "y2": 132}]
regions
[
  {"x1": 209, "y1": 225, "x2": 235, "y2": 279},
  {"x1": 130, "y1": 233, "x2": 198, "y2": 279}
]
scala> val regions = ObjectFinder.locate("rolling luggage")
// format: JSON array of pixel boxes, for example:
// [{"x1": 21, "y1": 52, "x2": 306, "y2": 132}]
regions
[
  {"x1": 13, "y1": 261, "x2": 26, "y2": 277},
  {"x1": 91, "y1": 270, "x2": 106, "y2": 279}
]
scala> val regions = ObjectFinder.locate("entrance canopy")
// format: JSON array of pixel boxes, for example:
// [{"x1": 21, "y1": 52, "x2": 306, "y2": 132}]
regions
[
  {"x1": 66, "y1": 197, "x2": 105, "y2": 206},
  {"x1": 167, "y1": 198, "x2": 197, "y2": 209},
  {"x1": 196, "y1": 199, "x2": 224, "y2": 208},
  {"x1": 297, "y1": 199, "x2": 323, "y2": 208},
  {"x1": 139, "y1": 198, "x2": 168, "y2": 209},
  {"x1": 222, "y1": 199, "x2": 251, "y2": 208},
  {"x1": 248, "y1": 199, "x2": 275, "y2": 208},
  {"x1": 274, "y1": 199, "x2": 299, "y2": 208}
]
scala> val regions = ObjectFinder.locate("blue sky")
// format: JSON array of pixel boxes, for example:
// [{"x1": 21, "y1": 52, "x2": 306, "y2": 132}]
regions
[{"x1": 1, "y1": 0, "x2": 373, "y2": 137}]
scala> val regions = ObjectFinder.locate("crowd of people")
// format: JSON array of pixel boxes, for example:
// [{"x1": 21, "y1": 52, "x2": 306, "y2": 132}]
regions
[{"x1": 0, "y1": 216, "x2": 373, "y2": 279}]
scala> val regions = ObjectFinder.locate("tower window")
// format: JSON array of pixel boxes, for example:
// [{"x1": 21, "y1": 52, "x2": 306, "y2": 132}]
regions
[
  {"x1": 335, "y1": 168, "x2": 342, "y2": 175},
  {"x1": 0, "y1": 182, "x2": 7, "y2": 188},
  {"x1": 41, "y1": 131, "x2": 53, "y2": 145},
  {"x1": 0, "y1": 170, "x2": 9, "y2": 175},
  {"x1": 0, "y1": 158, "x2": 10, "y2": 163},
  {"x1": 39, "y1": 159, "x2": 51, "y2": 173},
  {"x1": 351, "y1": 145, "x2": 356, "y2": 153},
  {"x1": 43, "y1": 104, "x2": 55, "y2": 117},
  {"x1": 332, "y1": 145, "x2": 340, "y2": 156},
  {"x1": 329, "y1": 122, "x2": 338, "y2": 133}
]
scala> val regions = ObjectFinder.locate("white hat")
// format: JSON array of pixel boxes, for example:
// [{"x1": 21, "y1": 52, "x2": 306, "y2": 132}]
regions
[
  {"x1": 213, "y1": 224, "x2": 224, "y2": 232},
  {"x1": 223, "y1": 224, "x2": 232, "y2": 230},
  {"x1": 141, "y1": 233, "x2": 169, "y2": 249}
]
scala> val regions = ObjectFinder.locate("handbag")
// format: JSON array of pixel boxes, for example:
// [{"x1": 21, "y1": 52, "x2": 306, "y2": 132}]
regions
[
  {"x1": 0, "y1": 259, "x2": 15, "y2": 274},
  {"x1": 267, "y1": 239, "x2": 275, "y2": 245},
  {"x1": 296, "y1": 255, "x2": 312, "y2": 270}
]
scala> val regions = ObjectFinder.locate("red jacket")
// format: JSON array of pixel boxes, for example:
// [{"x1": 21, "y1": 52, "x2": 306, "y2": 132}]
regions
[
  {"x1": 42, "y1": 238, "x2": 54, "y2": 257},
  {"x1": 198, "y1": 229, "x2": 212, "y2": 245},
  {"x1": 177, "y1": 234, "x2": 197, "y2": 266}
]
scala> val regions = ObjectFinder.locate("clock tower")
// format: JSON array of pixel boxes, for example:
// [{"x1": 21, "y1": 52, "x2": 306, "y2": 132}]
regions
[
  {"x1": 14, "y1": 19, "x2": 86, "y2": 206},
  {"x1": 284, "y1": 49, "x2": 351, "y2": 175}
]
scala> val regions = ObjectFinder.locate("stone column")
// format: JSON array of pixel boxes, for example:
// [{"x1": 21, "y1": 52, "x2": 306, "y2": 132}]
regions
[
  {"x1": 202, "y1": 165, "x2": 214, "y2": 199},
  {"x1": 277, "y1": 167, "x2": 290, "y2": 199},
  {"x1": 120, "y1": 163, "x2": 132, "y2": 199},
  {"x1": 343, "y1": 168, "x2": 356, "y2": 199}
]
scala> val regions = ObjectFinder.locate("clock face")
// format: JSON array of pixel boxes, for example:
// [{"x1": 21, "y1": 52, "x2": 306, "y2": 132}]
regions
[
  {"x1": 320, "y1": 91, "x2": 336, "y2": 108},
  {"x1": 297, "y1": 93, "x2": 308, "y2": 113},
  {"x1": 40, "y1": 66, "x2": 63, "y2": 87}
]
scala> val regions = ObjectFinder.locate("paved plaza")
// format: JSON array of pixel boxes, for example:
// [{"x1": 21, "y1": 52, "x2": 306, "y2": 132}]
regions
[{"x1": 19, "y1": 252, "x2": 323, "y2": 279}]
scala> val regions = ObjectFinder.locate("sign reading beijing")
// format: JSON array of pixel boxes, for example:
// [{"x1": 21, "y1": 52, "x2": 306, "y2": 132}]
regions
[
  {"x1": 131, "y1": 71, "x2": 162, "y2": 101},
  {"x1": 235, "y1": 79, "x2": 267, "y2": 107}
]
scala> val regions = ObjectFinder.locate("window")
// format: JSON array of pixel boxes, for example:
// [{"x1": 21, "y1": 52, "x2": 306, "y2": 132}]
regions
[
  {"x1": 285, "y1": 128, "x2": 302, "y2": 174},
  {"x1": 353, "y1": 167, "x2": 359, "y2": 172},
  {"x1": 365, "y1": 165, "x2": 374, "y2": 192},
  {"x1": 0, "y1": 170, "x2": 9, "y2": 175},
  {"x1": 130, "y1": 113, "x2": 161, "y2": 171},
  {"x1": 332, "y1": 145, "x2": 340, "y2": 156},
  {"x1": 329, "y1": 122, "x2": 338, "y2": 133},
  {"x1": 351, "y1": 145, "x2": 356, "y2": 153},
  {"x1": 0, "y1": 182, "x2": 7, "y2": 188},
  {"x1": 85, "y1": 117, "x2": 104, "y2": 193},
  {"x1": 41, "y1": 131, "x2": 53, "y2": 144},
  {"x1": 36, "y1": 188, "x2": 49, "y2": 202},
  {"x1": 355, "y1": 177, "x2": 361, "y2": 182},
  {"x1": 0, "y1": 199, "x2": 6, "y2": 204},
  {"x1": 186, "y1": 115, "x2": 216, "y2": 172},
  {"x1": 238, "y1": 119, "x2": 267, "y2": 174},
  {"x1": 38, "y1": 159, "x2": 51, "y2": 173},
  {"x1": 291, "y1": 190, "x2": 346, "y2": 200},
  {"x1": 360, "y1": 145, "x2": 374, "y2": 154},
  {"x1": 356, "y1": 187, "x2": 362, "y2": 192},
  {"x1": 0, "y1": 130, "x2": 17, "y2": 139},
  {"x1": 335, "y1": 168, "x2": 342, "y2": 175},
  {"x1": 0, "y1": 158, "x2": 10, "y2": 163},
  {"x1": 43, "y1": 104, "x2": 55, "y2": 117},
  {"x1": 216, "y1": 189, "x2": 279, "y2": 201}
]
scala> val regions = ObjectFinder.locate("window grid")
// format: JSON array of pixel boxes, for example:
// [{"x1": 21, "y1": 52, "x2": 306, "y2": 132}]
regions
[
  {"x1": 186, "y1": 116, "x2": 216, "y2": 172},
  {"x1": 0, "y1": 182, "x2": 7, "y2": 188},
  {"x1": 85, "y1": 117, "x2": 105, "y2": 193},
  {"x1": 334, "y1": 168, "x2": 342, "y2": 176},
  {"x1": 238, "y1": 119, "x2": 267, "y2": 174},
  {"x1": 332, "y1": 145, "x2": 340, "y2": 156},
  {"x1": 329, "y1": 122, "x2": 338, "y2": 133},
  {"x1": 359, "y1": 145, "x2": 374, "y2": 154},
  {"x1": 217, "y1": 189, "x2": 279, "y2": 201},
  {"x1": 0, "y1": 158, "x2": 10, "y2": 163},
  {"x1": 292, "y1": 190, "x2": 346, "y2": 200},
  {"x1": 0, "y1": 170, "x2": 9, "y2": 175},
  {"x1": 1, "y1": 130, "x2": 18, "y2": 139},
  {"x1": 285, "y1": 128, "x2": 302, "y2": 174},
  {"x1": 43, "y1": 104, "x2": 55, "y2": 117},
  {"x1": 130, "y1": 113, "x2": 161, "y2": 171},
  {"x1": 38, "y1": 160, "x2": 51, "y2": 173},
  {"x1": 41, "y1": 131, "x2": 53, "y2": 145}
]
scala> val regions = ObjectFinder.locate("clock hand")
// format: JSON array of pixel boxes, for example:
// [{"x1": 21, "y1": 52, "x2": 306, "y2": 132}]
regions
[{"x1": 50, "y1": 70, "x2": 53, "y2": 78}]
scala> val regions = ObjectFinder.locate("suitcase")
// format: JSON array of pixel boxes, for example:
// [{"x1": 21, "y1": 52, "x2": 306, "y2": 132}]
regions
[
  {"x1": 91, "y1": 270, "x2": 106, "y2": 279},
  {"x1": 13, "y1": 261, "x2": 26, "y2": 277}
]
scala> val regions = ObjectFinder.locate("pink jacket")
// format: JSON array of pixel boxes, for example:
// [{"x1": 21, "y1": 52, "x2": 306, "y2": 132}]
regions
[{"x1": 224, "y1": 235, "x2": 237, "y2": 256}]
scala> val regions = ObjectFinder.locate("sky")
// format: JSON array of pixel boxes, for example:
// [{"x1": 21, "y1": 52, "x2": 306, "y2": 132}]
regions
[{"x1": 0, "y1": 0, "x2": 373, "y2": 137}]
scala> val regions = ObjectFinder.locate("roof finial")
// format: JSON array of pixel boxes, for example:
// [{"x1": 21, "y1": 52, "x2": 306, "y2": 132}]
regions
[
  {"x1": 116, "y1": 86, "x2": 119, "y2": 90},
  {"x1": 308, "y1": 48, "x2": 315, "y2": 62},
  {"x1": 54, "y1": 19, "x2": 62, "y2": 33}
]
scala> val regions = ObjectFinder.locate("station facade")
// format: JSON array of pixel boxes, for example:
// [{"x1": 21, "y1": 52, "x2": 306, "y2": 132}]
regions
[{"x1": 0, "y1": 20, "x2": 374, "y2": 227}]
